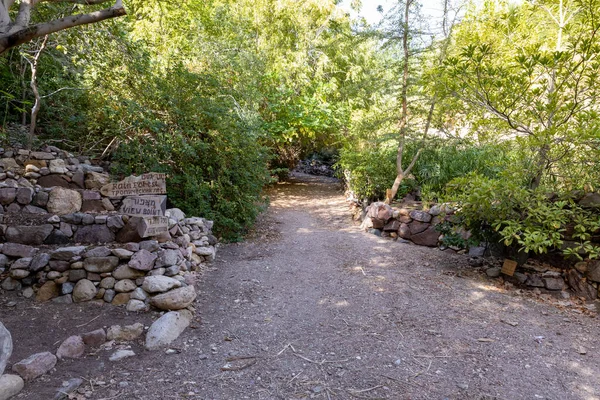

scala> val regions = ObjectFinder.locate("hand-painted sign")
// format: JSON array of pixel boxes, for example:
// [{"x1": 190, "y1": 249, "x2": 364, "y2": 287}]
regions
[
  {"x1": 138, "y1": 216, "x2": 169, "y2": 238},
  {"x1": 120, "y1": 195, "x2": 167, "y2": 217},
  {"x1": 101, "y1": 173, "x2": 166, "y2": 197}
]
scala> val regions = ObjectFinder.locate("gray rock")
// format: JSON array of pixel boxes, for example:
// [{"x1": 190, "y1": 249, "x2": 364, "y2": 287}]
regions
[
  {"x1": 10, "y1": 257, "x2": 31, "y2": 270},
  {"x1": 106, "y1": 216, "x2": 124, "y2": 231},
  {"x1": 72, "y1": 279, "x2": 97, "y2": 302},
  {"x1": 5, "y1": 224, "x2": 54, "y2": 245},
  {"x1": 12, "y1": 352, "x2": 57, "y2": 381},
  {"x1": 150, "y1": 285, "x2": 196, "y2": 311},
  {"x1": 83, "y1": 256, "x2": 119, "y2": 273},
  {"x1": 74, "y1": 225, "x2": 115, "y2": 244},
  {"x1": 409, "y1": 210, "x2": 432, "y2": 223},
  {"x1": 139, "y1": 240, "x2": 160, "y2": 252},
  {"x1": 2, "y1": 243, "x2": 36, "y2": 258},
  {"x1": 22, "y1": 205, "x2": 46, "y2": 214},
  {"x1": 165, "y1": 265, "x2": 180, "y2": 276},
  {"x1": 84, "y1": 246, "x2": 112, "y2": 258},
  {"x1": 84, "y1": 172, "x2": 110, "y2": 189},
  {"x1": 53, "y1": 377, "x2": 83, "y2": 400},
  {"x1": 129, "y1": 249, "x2": 157, "y2": 271},
  {"x1": 468, "y1": 247, "x2": 486, "y2": 257},
  {"x1": 114, "y1": 279, "x2": 136, "y2": 293},
  {"x1": 61, "y1": 282, "x2": 75, "y2": 294},
  {"x1": 544, "y1": 277, "x2": 565, "y2": 291},
  {"x1": 59, "y1": 222, "x2": 73, "y2": 237},
  {"x1": 130, "y1": 287, "x2": 148, "y2": 301},
  {"x1": 51, "y1": 246, "x2": 86, "y2": 261},
  {"x1": 126, "y1": 299, "x2": 148, "y2": 312},
  {"x1": 1, "y1": 277, "x2": 20, "y2": 291},
  {"x1": 5, "y1": 203, "x2": 21, "y2": 213},
  {"x1": 0, "y1": 188, "x2": 17, "y2": 205},
  {"x1": 485, "y1": 267, "x2": 501, "y2": 278},
  {"x1": 103, "y1": 289, "x2": 116, "y2": 303},
  {"x1": 32, "y1": 191, "x2": 49, "y2": 207},
  {"x1": 112, "y1": 248, "x2": 133, "y2": 259},
  {"x1": 10, "y1": 269, "x2": 29, "y2": 279},
  {"x1": 81, "y1": 213, "x2": 95, "y2": 225},
  {"x1": 16, "y1": 188, "x2": 34, "y2": 205},
  {"x1": 109, "y1": 350, "x2": 135, "y2": 362},
  {"x1": 155, "y1": 249, "x2": 180, "y2": 268},
  {"x1": 145, "y1": 310, "x2": 192, "y2": 350},
  {"x1": 52, "y1": 295, "x2": 73, "y2": 304},
  {"x1": 526, "y1": 274, "x2": 545, "y2": 287},
  {"x1": 48, "y1": 159, "x2": 68, "y2": 174},
  {"x1": 142, "y1": 276, "x2": 182, "y2": 293},
  {"x1": 56, "y1": 336, "x2": 85, "y2": 359},
  {"x1": 0, "y1": 322, "x2": 12, "y2": 376},
  {"x1": 112, "y1": 265, "x2": 145, "y2": 280},
  {"x1": 47, "y1": 187, "x2": 81, "y2": 215},
  {"x1": 166, "y1": 208, "x2": 185, "y2": 222},
  {"x1": 100, "y1": 277, "x2": 116, "y2": 289},
  {"x1": 586, "y1": 260, "x2": 600, "y2": 283},
  {"x1": 81, "y1": 329, "x2": 106, "y2": 347},
  {"x1": 0, "y1": 254, "x2": 8, "y2": 268},
  {"x1": 0, "y1": 374, "x2": 24, "y2": 400},
  {"x1": 49, "y1": 260, "x2": 70, "y2": 272}
]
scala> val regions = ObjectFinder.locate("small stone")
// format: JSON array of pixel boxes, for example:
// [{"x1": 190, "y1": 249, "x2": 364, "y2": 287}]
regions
[
  {"x1": 111, "y1": 248, "x2": 133, "y2": 259},
  {"x1": 30, "y1": 253, "x2": 51, "y2": 272},
  {"x1": 126, "y1": 299, "x2": 148, "y2": 312},
  {"x1": 103, "y1": 289, "x2": 116, "y2": 303},
  {"x1": 111, "y1": 292, "x2": 130, "y2": 306},
  {"x1": 130, "y1": 287, "x2": 148, "y2": 301},
  {"x1": 106, "y1": 323, "x2": 144, "y2": 341},
  {"x1": 100, "y1": 277, "x2": 116, "y2": 289},
  {"x1": 109, "y1": 350, "x2": 135, "y2": 362},
  {"x1": 12, "y1": 352, "x2": 57, "y2": 381},
  {"x1": 51, "y1": 246, "x2": 86, "y2": 261},
  {"x1": 81, "y1": 329, "x2": 107, "y2": 347},
  {"x1": 486, "y1": 267, "x2": 501, "y2": 278},
  {"x1": 114, "y1": 279, "x2": 136, "y2": 293},
  {"x1": 139, "y1": 240, "x2": 160, "y2": 252},
  {"x1": 84, "y1": 246, "x2": 111, "y2": 258},
  {"x1": 112, "y1": 265, "x2": 145, "y2": 280},
  {"x1": 56, "y1": 335, "x2": 85, "y2": 359},
  {"x1": 61, "y1": 282, "x2": 74, "y2": 294}
]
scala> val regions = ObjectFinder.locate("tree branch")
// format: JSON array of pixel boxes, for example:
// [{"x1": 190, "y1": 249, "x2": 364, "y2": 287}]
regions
[{"x1": 0, "y1": 4, "x2": 125, "y2": 54}]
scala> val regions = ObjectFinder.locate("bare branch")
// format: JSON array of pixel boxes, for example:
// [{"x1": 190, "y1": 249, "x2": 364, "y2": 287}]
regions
[{"x1": 0, "y1": 4, "x2": 125, "y2": 54}]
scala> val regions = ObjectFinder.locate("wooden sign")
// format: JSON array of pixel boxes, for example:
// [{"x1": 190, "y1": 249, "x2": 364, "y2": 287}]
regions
[
  {"x1": 137, "y1": 216, "x2": 169, "y2": 238},
  {"x1": 101, "y1": 173, "x2": 166, "y2": 197},
  {"x1": 120, "y1": 195, "x2": 167, "y2": 217},
  {"x1": 501, "y1": 259, "x2": 518, "y2": 276}
]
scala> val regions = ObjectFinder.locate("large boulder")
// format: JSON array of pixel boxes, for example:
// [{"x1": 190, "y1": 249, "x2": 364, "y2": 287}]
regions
[
  {"x1": 2, "y1": 243, "x2": 36, "y2": 258},
  {"x1": 410, "y1": 226, "x2": 440, "y2": 247},
  {"x1": 73, "y1": 225, "x2": 115, "y2": 244},
  {"x1": 5, "y1": 225, "x2": 53, "y2": 247},
  {"x1": 145, "y1": 310, "x2": 192, "y2": 350},
  {"x1": 47, "y1": 187, "x2": 81, "y2": 215},
  {"x1": 72, "y1": 279, "x2": 97, "y2": 302},
  {"x1": 0, "y1": 322, "x2": 12, "y2": 376},
  {"x1": 150, "y1": 286, "x2": 196, "y2": 310}
]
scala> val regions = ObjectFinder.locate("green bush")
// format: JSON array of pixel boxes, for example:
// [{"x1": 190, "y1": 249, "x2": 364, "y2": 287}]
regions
[{"x1": 447, "y1": 172, "x2": 600, "y2": 259}]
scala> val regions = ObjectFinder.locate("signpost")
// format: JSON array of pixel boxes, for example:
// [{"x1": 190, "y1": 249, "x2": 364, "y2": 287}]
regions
[
  {"x1": 137, "y1": 216, "x2": 170, "y2": 238},
  {"x1": 120, "y1": 195, "x2": 167, "y2": 217},
  {"x1": 103, "y1": 173, "x2": 170, "y2": 237},
  {"x1": 100, "y1": 173, "x2": 167, "y2": 197}
]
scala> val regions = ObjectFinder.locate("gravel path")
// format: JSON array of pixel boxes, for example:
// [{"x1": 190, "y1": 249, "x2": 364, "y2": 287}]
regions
[{"x1": 15, "y1": 173, "x2": 600, "y2": 400}]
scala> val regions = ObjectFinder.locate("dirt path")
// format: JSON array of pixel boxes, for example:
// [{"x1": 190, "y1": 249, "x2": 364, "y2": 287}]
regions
[{"x1": 14, "y1": 173, "x2": 600, "y2": 399}]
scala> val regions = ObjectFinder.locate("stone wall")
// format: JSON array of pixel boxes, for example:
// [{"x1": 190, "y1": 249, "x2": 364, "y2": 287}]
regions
[
  {"x1": 0, "y1": 145, "x2": 218, "y2": 311},
  {"x1": 359, "y1": 201, "x2": 600, "y2": 300}
]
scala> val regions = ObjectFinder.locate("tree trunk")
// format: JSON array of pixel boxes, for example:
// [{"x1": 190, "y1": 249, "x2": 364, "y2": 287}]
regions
[{"x1": 27, "y1": 34, "x2": 48, "y2": 149}]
